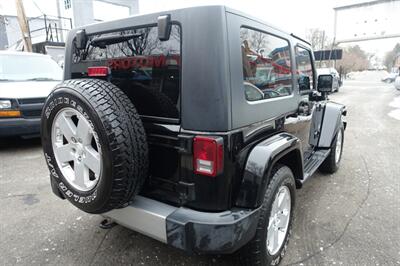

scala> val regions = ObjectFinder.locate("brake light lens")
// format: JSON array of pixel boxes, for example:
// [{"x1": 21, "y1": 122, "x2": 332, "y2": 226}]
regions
[
  {"x1": 193, "y1": 136, "x2": 224, "y2": 177},
  {"x1": 87, "y1": 66, "x2": 109, "y2": 77}
]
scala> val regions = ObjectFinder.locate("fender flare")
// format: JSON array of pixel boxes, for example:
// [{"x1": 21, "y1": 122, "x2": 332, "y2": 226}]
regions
[
  {"x1": 318, "y1": 102, "x2": 347, "y2": 148},
  {"x1": 235, "y1": 132, "x2": 302, "y2": 208}
]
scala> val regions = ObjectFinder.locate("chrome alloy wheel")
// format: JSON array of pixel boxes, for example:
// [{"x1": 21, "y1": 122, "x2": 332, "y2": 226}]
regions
[
  {"x1": 335, "y1": 130, "x2": 343, "y2": 164},
  {"x1": 51, "y1": 108, "x2": 102, "y2": 192},
  {"x1": 267, "y1": 185, "x2": 291, "y2": 255}
]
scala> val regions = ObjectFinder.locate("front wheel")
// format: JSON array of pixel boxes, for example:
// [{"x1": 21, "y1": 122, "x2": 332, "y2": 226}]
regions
[{"x1": 239, "y1": 165, "x2": 296, "y2": 266}]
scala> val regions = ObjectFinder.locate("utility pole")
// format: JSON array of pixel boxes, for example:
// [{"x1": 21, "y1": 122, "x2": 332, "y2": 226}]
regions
[
  {"x1": 15, "y1": 0, "x2": 32, "y2": 52},
  {"x1": 320, "y1": 30, "x2": 326, "y2": 67},
  {"x1": 328, "y1": 9, "x2": 338, "y2": 68}
]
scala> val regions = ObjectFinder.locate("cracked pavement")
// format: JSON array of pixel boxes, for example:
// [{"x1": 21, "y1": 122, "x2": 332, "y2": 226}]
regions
[{"x1": 0, "y1": 76, "x2": 399, "y2": 265}]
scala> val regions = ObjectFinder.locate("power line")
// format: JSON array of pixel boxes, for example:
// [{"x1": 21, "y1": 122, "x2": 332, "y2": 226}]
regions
[{"x1": 32, "y1": 0, "x2": 45, "y2": 15}]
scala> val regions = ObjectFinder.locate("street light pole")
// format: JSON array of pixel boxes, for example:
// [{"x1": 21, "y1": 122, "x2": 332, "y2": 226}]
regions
[{"x1": 15, "y1": 0, "x2": 32, "y2": 52}]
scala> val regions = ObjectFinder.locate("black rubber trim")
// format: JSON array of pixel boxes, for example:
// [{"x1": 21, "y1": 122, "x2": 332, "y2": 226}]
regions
[{"x1": 165, "y1": 207, "x2": 260, "y2": 254}]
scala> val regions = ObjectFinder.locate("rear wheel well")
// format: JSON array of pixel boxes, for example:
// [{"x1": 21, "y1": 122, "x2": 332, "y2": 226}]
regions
[{"x1": 276, "y1": 149, "x2": 303, "y2": 188}]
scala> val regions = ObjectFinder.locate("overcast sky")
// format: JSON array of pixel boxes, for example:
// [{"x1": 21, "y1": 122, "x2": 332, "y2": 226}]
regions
[
  {"x1": 139, "y1": 0, "x2": 399, "y2": 58},
  {"x1": 1, "y1": 0, "x2": 399, "y2": 58}
]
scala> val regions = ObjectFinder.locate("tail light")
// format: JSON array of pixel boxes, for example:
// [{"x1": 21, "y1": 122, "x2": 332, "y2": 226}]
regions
[
  {"x1": 193, "y1": 136, "x2": 224, "y2": 177},
  {"x1": 88, "y1": 66, "x2": 109, "y2": 77}
]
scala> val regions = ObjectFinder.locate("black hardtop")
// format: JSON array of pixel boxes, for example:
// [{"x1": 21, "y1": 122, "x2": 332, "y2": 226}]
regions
[{"x1": 64, "y1": 5, "x2": 312, "y2": 132}]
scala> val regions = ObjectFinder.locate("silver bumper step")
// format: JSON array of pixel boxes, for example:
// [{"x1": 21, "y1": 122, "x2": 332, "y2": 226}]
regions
[
  {"x1": 102, "y1": 196, "x2": 261, "y2": 254},
  {"x1": 102, "y1": 196, "x2": 177, "y2": 243}
]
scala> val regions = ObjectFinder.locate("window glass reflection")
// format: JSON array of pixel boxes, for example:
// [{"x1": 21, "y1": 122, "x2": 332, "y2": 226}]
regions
[
  {"x1": 295, "y1": 47, "x2": 314, "y2": 90},
  {"x1": 240, "y1": 27, "x2": 292, "y2": 101},
  {"x1": 72, "y1": 25, "x2": 181, "y2": 119}
]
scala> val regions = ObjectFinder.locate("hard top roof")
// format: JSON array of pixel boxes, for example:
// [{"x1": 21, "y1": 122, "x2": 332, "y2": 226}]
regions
[{"x1": 75, "y1": 5, "x2": 310, "y2": 46}]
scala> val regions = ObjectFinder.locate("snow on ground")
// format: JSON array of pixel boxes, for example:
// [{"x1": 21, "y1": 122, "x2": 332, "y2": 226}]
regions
[
  {"x1": 346, "y1": 70, "x2": 389, "y2": 82},
  {"x1": 345, "y1": 70, "x2": 400, "y2": 121}
]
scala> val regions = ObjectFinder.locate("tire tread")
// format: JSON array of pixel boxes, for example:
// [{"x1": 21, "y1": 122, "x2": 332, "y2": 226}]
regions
[
  {"x1": 239, "y1": 164, "x2": 295, "y2": 266},
  {"x1": 54, "y1": 79, "x2": 148, "y2": 213}
]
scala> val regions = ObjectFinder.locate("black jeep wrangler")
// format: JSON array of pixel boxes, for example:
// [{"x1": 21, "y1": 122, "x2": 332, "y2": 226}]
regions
[{"x1": 41, "y1": 6, "x2": 346, "y2": 265}]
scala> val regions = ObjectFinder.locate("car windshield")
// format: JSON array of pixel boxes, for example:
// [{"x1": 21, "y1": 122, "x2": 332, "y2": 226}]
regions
[{"x1": 0, "y1": 54, "x2": 62, "y2": 81}]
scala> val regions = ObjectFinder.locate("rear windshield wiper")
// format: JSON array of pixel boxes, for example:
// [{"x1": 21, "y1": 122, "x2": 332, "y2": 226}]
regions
[{"x1": 90, "y1": 33, "x2": 143, "y2": 48}]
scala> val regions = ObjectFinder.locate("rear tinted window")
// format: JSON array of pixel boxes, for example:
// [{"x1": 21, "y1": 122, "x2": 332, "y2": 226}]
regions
[
  {"x1": 72, "y1": 25, "x2": 181, "y2": 120},
  {"x1": 240, "y1": 27, "x2": 292, "y2": 101}
]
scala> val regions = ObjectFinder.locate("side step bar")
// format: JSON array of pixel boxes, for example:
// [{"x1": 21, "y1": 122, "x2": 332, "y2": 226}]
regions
[
  {"x1": 103, "y1": 196, "x2": 177, "y2": 243},
  {"x1": 302, "y1": 149, "x2": 331, "y2": 183}
]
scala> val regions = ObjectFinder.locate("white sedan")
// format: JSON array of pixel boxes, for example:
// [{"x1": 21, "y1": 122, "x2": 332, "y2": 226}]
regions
[{"x1": 0, "y1": 51, "x2": 62, "y2": 137}]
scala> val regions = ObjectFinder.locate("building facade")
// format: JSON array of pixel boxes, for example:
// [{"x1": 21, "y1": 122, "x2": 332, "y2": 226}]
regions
[{"x1": 0, "y1": 0, "x2": 139, "y2": 50}]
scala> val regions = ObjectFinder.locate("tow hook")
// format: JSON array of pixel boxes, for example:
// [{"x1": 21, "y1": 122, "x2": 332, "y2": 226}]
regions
[{"x1": 99, "y1": 218, "x2": 117, "y2": 229}]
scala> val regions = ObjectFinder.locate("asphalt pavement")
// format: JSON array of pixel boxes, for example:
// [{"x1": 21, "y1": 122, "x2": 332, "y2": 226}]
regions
[{"x1": 1, "y1": 74, "x2": 399, "y2": 265}]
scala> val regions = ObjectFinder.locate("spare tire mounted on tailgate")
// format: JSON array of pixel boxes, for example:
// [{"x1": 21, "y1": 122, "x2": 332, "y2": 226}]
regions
[{"x1": 41, "y1": 79, "x2": 148, "y2": 214}]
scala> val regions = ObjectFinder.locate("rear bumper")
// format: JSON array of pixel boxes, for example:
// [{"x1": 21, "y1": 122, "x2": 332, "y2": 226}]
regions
[
  {"x1": 103, "y1": 196, "x2": 260, "y2": 254},
  {"x1": 0, "y1": 118, "x2": 40, "y2": 137}
]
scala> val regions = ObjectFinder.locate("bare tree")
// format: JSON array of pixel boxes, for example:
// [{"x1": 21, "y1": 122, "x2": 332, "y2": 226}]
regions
[
  {"x1": 250, "y1": 30, "x2": 268, "y2": 52},
  {"x1": 306, "y1": 28, "x2": 330, "y2": 51},
  {"x1": 73, "y1": 25, "x2": 180, "y2": 61},
  {"x1": 240, "y1": 28, "x2": 268, "y2": 53},
  {"x1": 384, "y1": 43, "x2": 400, "y2": 71},
  {"x1": 336, "y1": 45, "x2": 369, "y2": 75}
]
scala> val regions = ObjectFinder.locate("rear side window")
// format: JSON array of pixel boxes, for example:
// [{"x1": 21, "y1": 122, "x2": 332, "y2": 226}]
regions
[
  {"x1": 240, "y1": 27, "x2": 292, "y2": 102},
  {"x1": 295, "y1": 46, "x2": 314, "y2": 91},
  {"x1": 72, "y1": 25, "x2": 181, "y2": 120}
]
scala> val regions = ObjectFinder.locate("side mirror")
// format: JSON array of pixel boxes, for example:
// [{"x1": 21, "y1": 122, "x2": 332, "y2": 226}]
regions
[
  {"x1": 157, "y1": 14, "x2": 171, "y2": 41},
  {"x1": 298, "y1": 76, "x2": 310, "y2": 91},
  {"x1": 75, "y1": 29, "x2": 87, "y2": 49},
  {"x1": 317, "y1": 74, "x2": 333, "y2": 92}
]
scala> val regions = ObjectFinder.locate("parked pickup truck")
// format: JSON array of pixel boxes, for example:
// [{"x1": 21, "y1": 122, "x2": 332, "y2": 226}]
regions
[{"x1": 41, "y1": 6, "x2": 347, "y2": 265}]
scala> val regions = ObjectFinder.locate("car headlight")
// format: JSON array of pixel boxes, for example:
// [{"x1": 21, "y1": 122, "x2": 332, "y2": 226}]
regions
[{"x1": 0, "y1": 100, "x2": 12, "y2": 109}]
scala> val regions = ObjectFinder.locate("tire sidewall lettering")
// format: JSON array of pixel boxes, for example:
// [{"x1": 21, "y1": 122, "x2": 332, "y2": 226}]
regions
[
  {"x1": 58, "y1": 181, "x2": 97, "y2": 203},
  {"x1": 43, "y1": 94, "x2": 101, "y2": 205},
  {"x1": 45, "y1": 96, "x2": 101, "y2": 153},
  {"x1": 41, "y1": 79, "x2": 148, "y2": 214},
  {"x1": 45, "y1": 153, "x2": 59, "y2": 179}
]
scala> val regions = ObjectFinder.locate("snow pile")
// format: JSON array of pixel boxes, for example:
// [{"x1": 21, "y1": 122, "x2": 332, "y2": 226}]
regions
[{"x1": 346, "y1": 70, "x2": 389, "y2": 82}]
